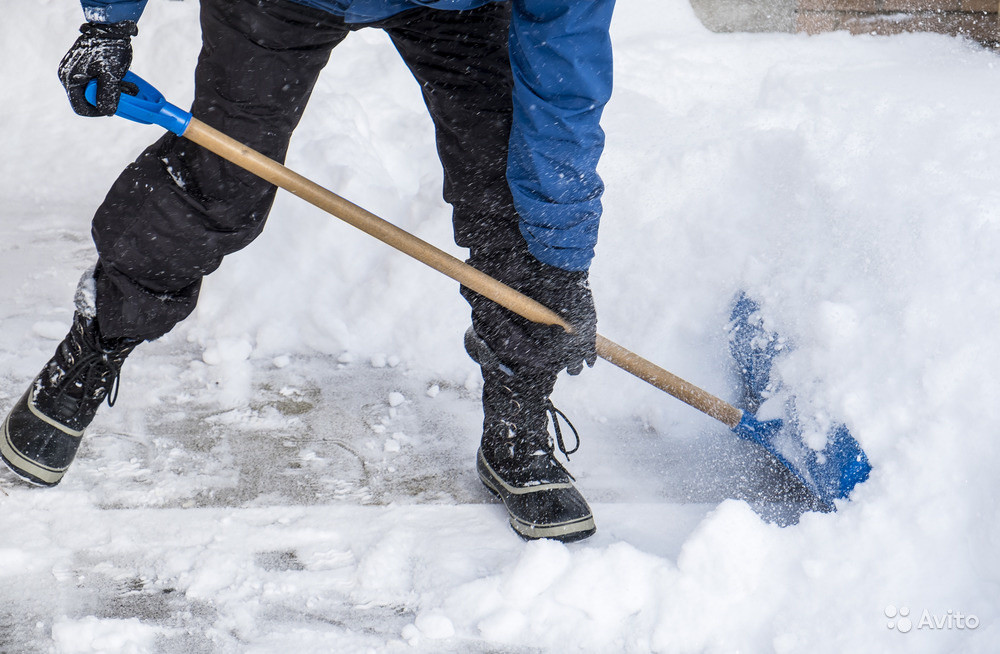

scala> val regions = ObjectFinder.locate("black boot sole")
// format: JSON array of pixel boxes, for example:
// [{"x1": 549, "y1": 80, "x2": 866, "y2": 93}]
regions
[{"x1": 478, "y1": 448, "x2": 596, "y2": 542}]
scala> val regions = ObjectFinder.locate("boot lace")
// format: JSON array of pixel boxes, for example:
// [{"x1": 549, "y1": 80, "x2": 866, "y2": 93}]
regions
[
  {"x1": 508, "y1": 397, "x2": 582, "y2": 484},
  {"x1": 546, "y1": 400, "x2": 580, "y2": 460},
  {"x1": 44, "y1": 318, "x2": 132, "y2": 412},
  {"x1": 54, "y1": 347, "x2": 125, "y2": 408}
]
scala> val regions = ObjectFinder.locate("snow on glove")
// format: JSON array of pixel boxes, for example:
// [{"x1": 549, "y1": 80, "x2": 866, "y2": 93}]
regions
[
  {"x1": 58, "y1": 20, "x2": 138, "y2": 117},
  {"x1": 463, "y1": 246, "x2": 598, "y2": 377}
]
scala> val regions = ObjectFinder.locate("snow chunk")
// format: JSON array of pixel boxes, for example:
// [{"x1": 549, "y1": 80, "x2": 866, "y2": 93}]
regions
[
  {"x1": 413, "y1": 613, "x2": 455, "y2": 639},
  {"x1": 201, "y1": 338, "x2": 253, "y2": 365},
  {"x1": 388, "y1": 392, "x2": 405, "y2": 407},
  {"x1": 51, "y1": 616, "x2": 161, "y2": 653}
]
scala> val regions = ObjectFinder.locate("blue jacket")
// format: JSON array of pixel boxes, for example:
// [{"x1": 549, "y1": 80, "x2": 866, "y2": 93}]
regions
[{"x1": 80, "y1": 0, "x2": 614, "y2": 271}]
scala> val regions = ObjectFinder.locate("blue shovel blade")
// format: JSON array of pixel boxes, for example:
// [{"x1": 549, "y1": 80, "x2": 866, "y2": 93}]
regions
[
  {"x1": 729, "y1": 292, "x2": 783, "y2": 412},
  {"x1": 733, "y1": 412, "x2": 871, "y2": 509},
  {"x1": 728, "y1": 293, "x2": 871, "y2": 508}
]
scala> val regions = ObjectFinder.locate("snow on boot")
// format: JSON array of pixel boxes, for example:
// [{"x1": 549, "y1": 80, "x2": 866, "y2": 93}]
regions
[
  {"x1": 1, "y1": 313, "x2": 138, "y2": 486},
  {"x1": 465, "y1": 327, "x2": 596, "y2": 542}
]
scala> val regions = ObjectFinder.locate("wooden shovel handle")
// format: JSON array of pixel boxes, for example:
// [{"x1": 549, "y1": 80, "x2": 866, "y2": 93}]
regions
[{"x1": 183, "y1": 118, "x2": 743, "y2": 429}]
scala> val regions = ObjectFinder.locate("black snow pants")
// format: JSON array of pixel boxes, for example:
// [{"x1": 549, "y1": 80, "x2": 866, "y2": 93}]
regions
[{"x1": 91, "y1": 0, "x2": 527, "y2": 348}]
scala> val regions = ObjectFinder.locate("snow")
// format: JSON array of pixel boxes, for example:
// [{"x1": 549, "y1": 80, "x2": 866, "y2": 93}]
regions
[{"x1": 2, "y1": 0, "x2": 999, "y2": 652}]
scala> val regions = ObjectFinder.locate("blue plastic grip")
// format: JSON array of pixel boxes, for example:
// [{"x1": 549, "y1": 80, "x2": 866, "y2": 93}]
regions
[{"x1": 84, "y1": 71, "x2": 191, "y2": 136}]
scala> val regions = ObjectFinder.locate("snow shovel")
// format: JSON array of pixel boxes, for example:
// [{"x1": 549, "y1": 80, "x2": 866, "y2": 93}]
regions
[{"x1": 86, "y1": 73, "x2": 871, "y2": 510}]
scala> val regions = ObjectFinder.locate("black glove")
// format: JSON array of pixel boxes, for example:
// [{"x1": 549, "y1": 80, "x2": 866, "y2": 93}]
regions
[
  {"x1": 463, "y1": 245, "x2": 598, "y2": 377},
  {"x1": 58, "y1": 20, "x2": 138, "y2": 117}
]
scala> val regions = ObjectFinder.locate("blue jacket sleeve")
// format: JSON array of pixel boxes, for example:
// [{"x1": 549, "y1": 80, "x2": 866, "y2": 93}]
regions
[
  {"x1": 80, "y1": 0, "x2": 148, "y2": 23},
  {"x1": 507, "y1": 0, "x2": 615, "y2": 271}
]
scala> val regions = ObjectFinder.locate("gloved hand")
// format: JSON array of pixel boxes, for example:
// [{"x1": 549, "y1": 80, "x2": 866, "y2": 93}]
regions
[
  {"x1": 525, "y1": 263, "x2": 597, "y2": 375},
  {"x1": 463, "y1": 245, "x2": 598, "y2": 376},
  {"x1": 58, "y1": 20, "x2": 138, "y2": 117}
]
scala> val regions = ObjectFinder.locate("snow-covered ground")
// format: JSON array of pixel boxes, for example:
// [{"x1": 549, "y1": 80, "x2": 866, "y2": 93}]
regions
[{"x1": 3, "y1": 0, "x2": 1000, "y2": 651}]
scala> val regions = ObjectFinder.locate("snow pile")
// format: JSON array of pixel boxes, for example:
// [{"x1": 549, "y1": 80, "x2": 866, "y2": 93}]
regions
[
  {"x1": 2, "y1": 0, "x2": 999, "y2": 652},
  {"x1": 52, "y1": 617, "x2": 161, "y2": 654}
]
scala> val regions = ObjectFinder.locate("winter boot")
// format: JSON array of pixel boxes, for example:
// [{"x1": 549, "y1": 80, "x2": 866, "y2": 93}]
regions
[
  {"x1": 465, "y1": 327, "x2": 596, "y2": 542},
  {"x1": 1, "y1": 313, "x2": 139, "y2": 486}
]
